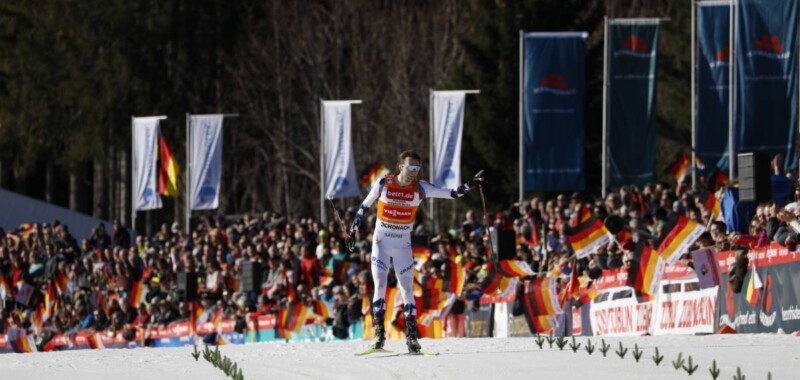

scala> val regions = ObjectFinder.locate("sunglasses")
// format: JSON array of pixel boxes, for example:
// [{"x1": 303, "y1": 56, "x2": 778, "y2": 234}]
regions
[{"x1": 405, "y1": 164, "x2": 422, "y2": 172}]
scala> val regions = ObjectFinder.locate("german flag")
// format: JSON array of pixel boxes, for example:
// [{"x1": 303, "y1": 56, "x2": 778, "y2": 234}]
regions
[
  {"x1": 10, "y1": 334, "x2": 37, "y2": 353},
  {"x1": 412, "y1": 246, "x2": 431, "y2": 271},
  {"x1": 189, "y1": 302, "x2": 203, "y2": 333},
  {"x1": 282, "y1": 270, "x2": 298, "y2": 303},
  {"x1": 53, "y1": 270, "x2": 69, "y2": 296},
  {"x1": 360, "y1": 161, "x2": 390, "y2": 189},
  {"x1": 442, "y1": 259, "x2": 466, "y2": 295},
  {"x1": 521, "y1": 280, "x2": 559, "y2": 334},
  {"x1": 657, "y1": 216, "x2": 706, "y2": 265},
  {"x1": 87, "y1": 333, "x2": 105, "y2": 350},
  {"x1": 279, "y1": 303, "x2": 310, "y2": 334},
  {"x1": 627, "y1": 244, "x2": 665, "y2": 298},
  {"x1": 361, "y1": 296, "x2": 371, "y2": 316},
  {"x1": 480, "y1": 269, "x2": 515, "y2": 296},
  {"x1": 313, "y1": 300, "x2": 335, "y2": 319},
  {"x1": 712, "y1": 170, "x2": 729, "y2": 191},
  {"x1": 746, "y1": 268, "x2": 762, "y2": 307},
  {"x1": 333, "y1": 260, "x2": 351, "y2": 282},
  {"x1": 631, "y1": 187, "x2": 648, "y2": 215},
  {"x1": 129, "y1": 281, "x2": 147, "y2": 308},
  {"x1": 616, "y1": 228, "x2": 633, "y2": 245},
  {"x1": 497, "y1": 260, "x2": 535, "y2": 278},
  {"x1": 669, "y1": 152, "x2": 692, "y2": 183},
  {"x1": 33, "y1": 304, "x2": 44, "y2": 333},
  {"x1": 566, "y1": 212, "x2": 613, "y2": 259},
  {"x1": 158, "y1": 134, "x2": 180, "y2": 197},
  {"x1": 0, "y1": 274, "x2": 11, "y2": 300},
  {"x1": 699, "y1": 190, "x2": 723, "y2": 221},
  {"x1": 530, "y1": 315, "x2": 557, "y2": 334},
  {"x1": 526, "y1": 277, "x2": 562, "y2": 316},
  {"x1": 44, "y1": 281, "x2": 56, "y2": 319},
  {"x1": 575, "y1": 283, "x2": 599, "y2": 308}
]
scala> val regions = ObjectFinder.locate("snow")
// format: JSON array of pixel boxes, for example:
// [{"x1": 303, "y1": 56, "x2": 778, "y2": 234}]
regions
[{"x1": 1, "y1": 335, "x2": 798, "y2": 380}]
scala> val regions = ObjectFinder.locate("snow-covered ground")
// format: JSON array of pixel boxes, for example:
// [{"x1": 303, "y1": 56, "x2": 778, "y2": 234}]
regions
[{"x1": 1, "y1": 335, "x2": 798, "y2": 380}]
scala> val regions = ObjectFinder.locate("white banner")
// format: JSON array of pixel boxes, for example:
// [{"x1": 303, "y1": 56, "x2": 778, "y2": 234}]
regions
[
  {"x1": 189, "y1": 115, "x2": 224, "y2": 210},
  {"x1": 133, "y1": 117, "x2": 162, "y2": 211},
  {"x1": 651, "y1": 279, "x2": 717, "y2": 335},
  {"x1": 431, "y1": 92, "x2": 466, "y2": 188},
  {"x1": 323, "y1": 102, "x2": 359, "y2": 199}
]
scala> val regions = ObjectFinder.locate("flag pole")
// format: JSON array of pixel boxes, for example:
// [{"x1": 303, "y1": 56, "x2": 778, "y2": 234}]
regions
[
  {"x1": 320, "y1": 99, "x2": 325, "y2": 224},
  {"x1": 429, "y1": 89, "x2": 435, "y2": 233},
  {"x1": 602, "y1": 18, "x2": 609, "y2": 199},
  {"x1": 691, "y1": 0, "x2": 698, "y2": 189},
  {"x1": 131, "y1": 116, "x2": 136, "y2": 233},
  {"x1": 728, "y1": 0, "x2": 736, "y2": 180},
  {"x1": 519, "y1": 30, "x2": 525, "y2": 202},
  {"x1": 185, "y1": 113, "x2": 191, "y2": 234}
]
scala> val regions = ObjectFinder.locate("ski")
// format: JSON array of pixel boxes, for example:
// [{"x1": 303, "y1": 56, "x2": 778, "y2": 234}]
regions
[
  {"x1": 354, "y1": 348, "x2": 393, "y2": 356},
  {"x1": 406, "y1": 351, "x2": 439, "y2": 357},
  {"x1": 365, "y1": 351, "x2": 439, "y2": 358}
]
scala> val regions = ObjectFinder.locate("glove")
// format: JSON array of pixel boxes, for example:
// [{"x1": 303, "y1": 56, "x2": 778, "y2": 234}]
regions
[
  {"x1": 468, "y1": 169, "x2": 485, "y2": 188},
  {"x1": 345, "y1": 234, "x2": 357, "y2": 253},
  {"x1": 350, "y1": 213, "x2": 365, "y2": 234}
]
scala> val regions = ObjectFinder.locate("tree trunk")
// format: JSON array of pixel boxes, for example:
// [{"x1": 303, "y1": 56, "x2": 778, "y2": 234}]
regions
[
  {"x1": 45, "y1": 156, "x2": 54, "y2": 203},
  {"x1": 119, "y1": 147, "x2": 128, "y2": 226},
  {"x1": 93, "y1": 158, "x2": 107, "y2": 219}
]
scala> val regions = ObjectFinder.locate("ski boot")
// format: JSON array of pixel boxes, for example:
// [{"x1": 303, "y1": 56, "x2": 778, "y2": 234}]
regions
[
  {"x1": 370, "y1": 299, "x2": 386, "y2": 350},
  {"x1": 404, "y1": 304, "x2": 421, "y2": 353},
  {"x1": 405, "y1": 318, "x2": 421, "y2": 353}
]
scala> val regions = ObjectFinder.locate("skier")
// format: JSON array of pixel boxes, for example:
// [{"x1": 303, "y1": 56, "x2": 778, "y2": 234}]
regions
[{"x1": 349, "y1": 150, "x2": 483, "y2": 353}]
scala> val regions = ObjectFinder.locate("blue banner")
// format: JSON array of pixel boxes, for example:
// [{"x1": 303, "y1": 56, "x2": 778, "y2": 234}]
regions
[
  {"x1": 696, "y1": 2, "x2": 730, "y2": 171},
  {"x1": 735, "y1": 0, "x2": 798, "y2": 170},
  {"x1": 522, "y1": 32, "x2": 587, "y2": 193},
  {"x1": 607, "y1": 20, "x2": 660, "y2": 187}
]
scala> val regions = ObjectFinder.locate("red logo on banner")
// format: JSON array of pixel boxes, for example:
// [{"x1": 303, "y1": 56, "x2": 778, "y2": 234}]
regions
[
  {"x1": 716, "y1": 45, "x2": 730, "y2": 61},
  {"x1": 725, "y1": 285, "x2": 735, "y2": 318},
  {"x1": 540, "y1": 73, "x2": 568, "y2": 90},
  {"x1": 622, "y1": 35, "x2": 649, "y2": 52},
  {"x1": 755, "y1": 34, "x2": 783, "y2": 53},
  {"x1": 386, "y1": 189, "x2": 415, "y2": 202},
  {"x1": 763, "y1": 274, "x2": 773, "y2": 312}
]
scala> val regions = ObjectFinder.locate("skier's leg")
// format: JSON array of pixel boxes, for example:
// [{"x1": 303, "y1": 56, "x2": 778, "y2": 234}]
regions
[
  {"x1": 369, "y1": 239, "x2": 391, "y2": 349},
  {"x1": 393, "y1": 245, "x2": 421, "y2": 352}
]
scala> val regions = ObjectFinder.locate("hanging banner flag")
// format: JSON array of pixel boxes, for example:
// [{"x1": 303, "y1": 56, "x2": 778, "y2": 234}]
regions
[
  {"x1": 158, "y1": 135, "x2": 180, "y2": 197},
  {"x1": 607, "y1": 19, "x2": 660, "y2": 187},
  {"x1": 133, "y1": 117, "x2": 163, "y2": 211},
  {"x1": 696, "y1": 1, "x2": 730, "y2": 171},
  {"x1": 522, "y1": 32, "x2": 587, "y2": 192},
  {"x1": 431, "y1": 91, "x2": 466, "y2": 188},
  {"x1": 735, "y1": 0, "x2": 798, "y2": 170},
  {"x1": 322, "y1": 102, "x2": 359, "y2": 199},
  {"x1": 189, "y1": 115, "x2": 224, "y2": 210}
]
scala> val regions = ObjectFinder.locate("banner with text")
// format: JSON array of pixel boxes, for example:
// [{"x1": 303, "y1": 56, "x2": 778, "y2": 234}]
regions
[
  {"x1": 323, "y1": 102, "x2": 360, "y2": 199},
  {"x1": 189, "y1": 115, "x2": 224, "y2": 210},
  {"x1": 432, "y1": 92, "x2": 466, "y2": 189},
  {"x1": 607, "y1": 19, "x2": 660, "y2": 187},
  {"x1": 735, "y1": 0, "x2": 798, "y2": 170},
  {"x1": 522, "y1": 32, "x2": 587, "y2": 192},
  {"x1": 696, "y1": 2, "x2": 730, "y2": 170},
  {"x1": 133, "y1": 117, "x2": 162, "y2": 211}
]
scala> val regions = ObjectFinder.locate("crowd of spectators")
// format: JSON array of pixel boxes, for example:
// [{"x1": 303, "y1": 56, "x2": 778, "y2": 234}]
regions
[{"x1": 2, "y1": 172, "x2": 799, "y2": 348}]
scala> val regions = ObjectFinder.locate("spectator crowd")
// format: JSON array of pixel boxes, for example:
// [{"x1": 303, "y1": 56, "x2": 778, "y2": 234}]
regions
[{"x1": 2, "y1": 170, "x2": 799, "y2": 349}]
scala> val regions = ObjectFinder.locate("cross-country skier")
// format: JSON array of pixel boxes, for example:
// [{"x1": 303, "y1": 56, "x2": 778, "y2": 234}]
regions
[{"x1": 349, "y1": 150, "x2": 483, "y2": 353}]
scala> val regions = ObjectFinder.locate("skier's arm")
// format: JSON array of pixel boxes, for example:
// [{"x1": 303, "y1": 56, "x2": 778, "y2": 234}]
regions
[
  {"x1": 420, "y1": 170, "x2": 484, "y2": 200},
  {"x1": 350, "y1": 178, "x2": 384, "y2": 233}
]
